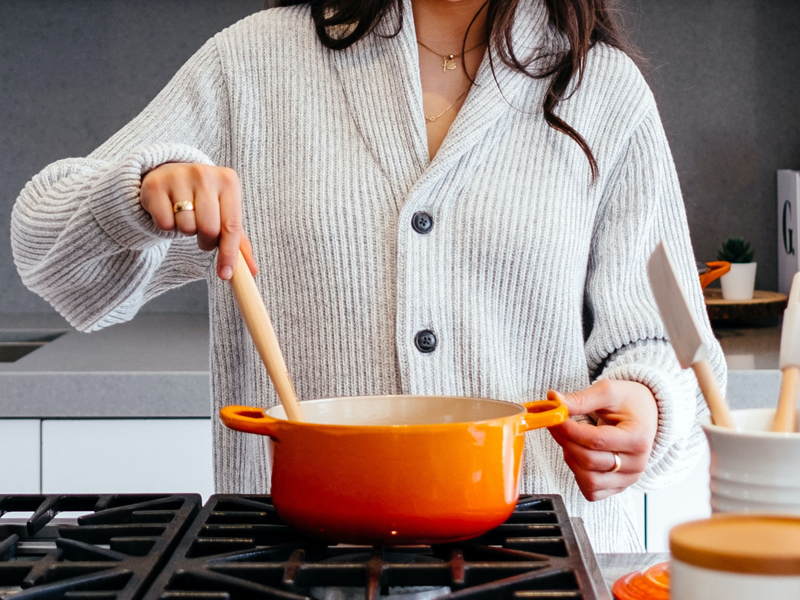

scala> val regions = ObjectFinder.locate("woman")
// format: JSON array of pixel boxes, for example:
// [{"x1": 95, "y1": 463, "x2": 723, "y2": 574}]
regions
[{"x1": 11, "y1": 0, "x2": 725, "y2": 551}]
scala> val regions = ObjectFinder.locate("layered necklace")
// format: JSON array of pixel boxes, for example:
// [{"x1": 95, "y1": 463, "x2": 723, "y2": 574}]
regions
[
  {"x1": 417, "y1": 38, "x2": 487, "y2": 123},
  {"x1": 417, "y1": 38, "x2": 486, "y2": 72}
]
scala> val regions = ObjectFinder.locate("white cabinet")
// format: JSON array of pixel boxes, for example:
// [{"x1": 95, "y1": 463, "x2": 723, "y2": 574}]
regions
[
  {"x1": 629, "y1": 490, "x2": 646, "y2": 549},
  {"x1": 0, "y1": 419, "x2": 41, "y2": 493},
  {"x1": 645, "y1": 449, "x2": 711, "y2": 552},
  {"x1": 42, "y1": 419, "x2": 214, "y2": 501}
]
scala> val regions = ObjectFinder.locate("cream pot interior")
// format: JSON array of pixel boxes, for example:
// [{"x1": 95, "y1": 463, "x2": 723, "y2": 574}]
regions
[{"x1": 264, "y1": 394, "x2": 525, "y2": 426}]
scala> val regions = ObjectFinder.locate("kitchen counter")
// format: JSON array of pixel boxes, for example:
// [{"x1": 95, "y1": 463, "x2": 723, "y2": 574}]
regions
[
  {"x1": 0, "y1": 313, "x2": 210, "y2": 418},
  {"x1": 0, "y1": 313, "x2": 785, "y2": 418},
  {"x1": 715, "y1": 324, "x2": 783, "y2": 409}
]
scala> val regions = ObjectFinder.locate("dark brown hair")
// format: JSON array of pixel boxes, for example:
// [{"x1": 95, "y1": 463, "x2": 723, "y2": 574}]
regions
[{"x1": 274, "y1": 0, "x2": 638, "y2": 179}]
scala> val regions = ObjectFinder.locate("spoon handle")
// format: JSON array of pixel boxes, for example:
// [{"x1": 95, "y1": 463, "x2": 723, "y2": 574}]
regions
[
  {"x1": 692, "y1": 358, "x2": 735, "y2": 429},
  {"x1": 774, "y1": 367, "x2": 799, "y2": 433},
  {"x1": 774, "y1": 272, "x2": 800, "y2": 432},
  {"x1": 229, "y1": 251, "x2": 305, "y2": 422}
]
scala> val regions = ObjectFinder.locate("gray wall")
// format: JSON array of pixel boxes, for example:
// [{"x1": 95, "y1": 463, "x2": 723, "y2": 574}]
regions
[
  {"x1": 0, "y1": 0, "x2": 263, "y2": 314},
  {"x1": 635, "y1": 0, "x2": 800, "y2": 293},
  {"x1": 2, "y1": 0, "x2": 799, "y2": 315}
]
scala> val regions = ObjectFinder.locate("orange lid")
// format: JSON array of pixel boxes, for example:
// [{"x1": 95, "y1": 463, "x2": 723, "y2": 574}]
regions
[
  {"x1": 612, "y1": 561, "x2": 669, "y2": 600},
  {"x1": 670, "y1": 514, "x2": 800, "y2": 576}
]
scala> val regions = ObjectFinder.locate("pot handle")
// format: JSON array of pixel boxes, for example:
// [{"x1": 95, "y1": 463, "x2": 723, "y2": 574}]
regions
[
  {"x1": 519, "y1": 399, "x2": 569, "y2": 432},
  {"x1": 219, "y1": 405, "x2": 285, "y2": 440},
  {"x1": 699, "y1": 261, "x2": 731, "y2": 289}
]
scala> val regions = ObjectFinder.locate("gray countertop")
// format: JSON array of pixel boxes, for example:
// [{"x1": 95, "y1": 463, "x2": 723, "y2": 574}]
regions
[
  {"x1": 0, "y1": 314, "x2": 210, "y2": 418},
  {"x1": 0, "y1": 313, "x2": 786, "y2": 418}
]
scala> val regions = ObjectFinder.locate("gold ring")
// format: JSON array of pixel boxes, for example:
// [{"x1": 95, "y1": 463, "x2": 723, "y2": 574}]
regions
[
  {"x1": 609, "y1": 451, "x2": 621, "y2": 473},
  {"x1": 173, "y1": 201, "x2": 195, "y2": 213}
]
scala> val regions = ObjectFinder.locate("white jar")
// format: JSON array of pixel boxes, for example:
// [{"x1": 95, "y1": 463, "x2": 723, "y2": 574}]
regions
[
  {"x1": 670, "y1": 515, "x2": 800, "y2": 600},
  {"x1": 702, "y1": 408, "x2": 800, "y2": 514}
]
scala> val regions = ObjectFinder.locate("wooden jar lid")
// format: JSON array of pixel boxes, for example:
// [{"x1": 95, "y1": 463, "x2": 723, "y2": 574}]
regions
[{"x1": 670, "y1": 515, "x2": 800, "y2": 575}]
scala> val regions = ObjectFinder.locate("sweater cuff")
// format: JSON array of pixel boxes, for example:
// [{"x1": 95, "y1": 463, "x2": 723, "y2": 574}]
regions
[
  {"x1": 595, "y1": 339, "x2": 700, "y2": 489},
  {"x1": 89, "y1": 142, "x2": 215, "y2": 249}
]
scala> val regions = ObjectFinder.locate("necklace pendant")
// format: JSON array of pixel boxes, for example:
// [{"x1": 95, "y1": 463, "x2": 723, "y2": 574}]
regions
[{"x1": 442, "y1": 54, "x2": 457, "y2": 72}]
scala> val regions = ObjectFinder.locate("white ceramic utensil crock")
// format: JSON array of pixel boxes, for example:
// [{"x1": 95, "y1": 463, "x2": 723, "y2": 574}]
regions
[{"x1": 702, "y1": 408, "x2": 800, "y2": 514}]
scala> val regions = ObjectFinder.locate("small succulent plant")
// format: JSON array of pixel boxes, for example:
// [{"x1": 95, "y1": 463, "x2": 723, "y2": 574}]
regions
[{"x1": 717, "y1": 237, "x2": 755, "y2": 263}]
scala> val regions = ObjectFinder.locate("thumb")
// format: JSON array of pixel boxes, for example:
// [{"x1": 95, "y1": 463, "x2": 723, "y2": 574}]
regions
[{"x1": 547, "y1": 386, "x2": 609, "y2": 417}]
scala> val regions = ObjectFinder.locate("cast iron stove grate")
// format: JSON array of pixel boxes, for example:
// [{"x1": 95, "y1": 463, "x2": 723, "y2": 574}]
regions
[
  {"x1": 145, "y1": 494, "x2": 604, "y2": 600},
  {"x1": 0, "y1": 494, "x2": 201, "y2": 600}
]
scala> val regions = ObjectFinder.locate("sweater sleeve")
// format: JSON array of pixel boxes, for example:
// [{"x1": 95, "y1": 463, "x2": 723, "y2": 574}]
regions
[
  {"x1": 584, "y1": 104, "x2": 727, "y2": 492},
  {"x1": 10, "y1": 37, "x2": 230, "y2": 332}
]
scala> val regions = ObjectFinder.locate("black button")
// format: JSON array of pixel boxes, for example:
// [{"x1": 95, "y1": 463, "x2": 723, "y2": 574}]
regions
[
  {"x1": 411, "y1": 212, "x2": 434, "y2": 234},
  {"x1": 414, "y1": 330, "x2": 437, "y2": 353}
]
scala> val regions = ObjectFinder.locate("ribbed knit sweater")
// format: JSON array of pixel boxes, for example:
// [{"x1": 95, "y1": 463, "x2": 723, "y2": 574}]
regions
[{"x1": 11, "y1": 0, "x2": 725, "y2": 552}]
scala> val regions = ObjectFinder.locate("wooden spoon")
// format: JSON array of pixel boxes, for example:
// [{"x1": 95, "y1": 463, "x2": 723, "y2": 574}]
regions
[
  {"x1": 229, "y1": 251, "x2": 305, "y2": 421},
  {"x1": 773, "y1": 272, "x2": 800, "y2": 432}
]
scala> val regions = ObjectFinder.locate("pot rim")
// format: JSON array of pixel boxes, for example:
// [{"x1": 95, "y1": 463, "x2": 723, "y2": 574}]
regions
[{"x1": 263, "y1": 394, "x2": 527, "y2": 431}]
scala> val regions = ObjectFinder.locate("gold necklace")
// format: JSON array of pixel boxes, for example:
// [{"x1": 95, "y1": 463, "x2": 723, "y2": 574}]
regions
[
  {"x1": 425, "y1": 85, "x2": 471, "y2": 123},
  {"x1": 417, "y1": 38, "x2": 487, "y2": 72}
]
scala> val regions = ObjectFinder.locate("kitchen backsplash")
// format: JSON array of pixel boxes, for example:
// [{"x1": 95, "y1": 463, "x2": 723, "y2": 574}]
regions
[{"x1": 1, "y1": 0, "x2": 798, "y2": 314}]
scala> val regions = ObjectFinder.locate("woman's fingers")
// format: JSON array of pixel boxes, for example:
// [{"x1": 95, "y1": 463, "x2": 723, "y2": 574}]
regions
[
  {"x1": 217, "y1": 172, "x2": 242, "y2": 280},
  {"x1": 558, "y1": 438, "x2": 648, "y2": 474},
  {"x1": 139, "y1": 163, "x2": 256, "y2": 281},
  {"x1": 168, "y1": 177, "x2": 197, "y2": 236},
  {"x1": 562, "y1": 451, "x2": 637, "y2": 501},
  {"x1": 194, "y1": 186, "x2": 220, "y2": 252},
  {"x1": 140, "y1": 173, "x2": 175, "y2": 231},
  {"x1": 547, "y1": 380, "x2": 659, "y2": 502},
  {"x1": 550, "y1": 415, "x2": 651, "y2": 456},
  {"x1": 550, "y1": 381, "x2": 620, "y2": 417}
]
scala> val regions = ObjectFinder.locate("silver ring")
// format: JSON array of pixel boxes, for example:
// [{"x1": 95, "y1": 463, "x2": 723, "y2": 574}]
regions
[{"x1": 609, "y1": 451, "x2": 621, "y2": 473}]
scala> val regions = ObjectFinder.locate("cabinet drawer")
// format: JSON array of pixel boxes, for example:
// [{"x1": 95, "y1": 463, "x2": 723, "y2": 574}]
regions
[
  {"x1": 0, "y1": 419, "x2": 40, "y2": 493},
  {"x1": 42, "y1": 419, "x2": 213, "y2": 500}
]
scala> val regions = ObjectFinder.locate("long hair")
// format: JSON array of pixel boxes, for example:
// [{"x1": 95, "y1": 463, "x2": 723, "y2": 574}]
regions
[{"x1": 273, "y1": 0, "x2": 639, "y2": 179}]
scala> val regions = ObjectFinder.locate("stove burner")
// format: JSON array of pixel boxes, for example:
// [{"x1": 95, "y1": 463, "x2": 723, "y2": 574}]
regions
[
  {"x1": 0, "y1": 495, "x2": 605, "y2": 600},
  {"x1": 144, "y1": 494, "x2": 606, "y2": 600},
  {"x1": 308, "y1": 552, "x2": 451, "y2": 600},
  {"x1": 0, "y1": 494, "x2": 200, "y2": 600}
]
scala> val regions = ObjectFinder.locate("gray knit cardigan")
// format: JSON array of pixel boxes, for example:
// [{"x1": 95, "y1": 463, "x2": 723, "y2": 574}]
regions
[{"x1": 11, "y1": 0, "x2": 725, "y2": 552}]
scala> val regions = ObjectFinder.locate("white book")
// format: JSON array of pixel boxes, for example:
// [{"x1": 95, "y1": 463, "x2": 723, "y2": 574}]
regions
[{"x1": 778, "y1": 170, "x2": 800, "y2": 295}]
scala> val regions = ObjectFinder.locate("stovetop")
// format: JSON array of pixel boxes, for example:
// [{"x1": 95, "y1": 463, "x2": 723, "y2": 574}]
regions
[{"x1": 0, "y1": 494, "x2": 609, "y2": 600}]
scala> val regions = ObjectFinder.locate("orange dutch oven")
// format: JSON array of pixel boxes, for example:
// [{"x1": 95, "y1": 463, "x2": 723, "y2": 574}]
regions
[{"x1": 220, "y1": 394, "x2": 567, "y2": 545}]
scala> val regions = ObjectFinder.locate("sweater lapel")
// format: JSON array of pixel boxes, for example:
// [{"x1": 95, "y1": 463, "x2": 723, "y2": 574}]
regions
[
  {"x1": 419, "y1": 0, "x2": 551, "y2": 187},
  {"x1": 327, "y1": 1, "x2": 429, "y2": 201},
  {"x1": 328, "y1": 0, "x2": 550, "y2": 198}
]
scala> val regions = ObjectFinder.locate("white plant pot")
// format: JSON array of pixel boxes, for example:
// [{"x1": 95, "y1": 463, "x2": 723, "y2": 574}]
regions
[{"x1": 720, "y1": 262, "x2": 757, "y2": 300}]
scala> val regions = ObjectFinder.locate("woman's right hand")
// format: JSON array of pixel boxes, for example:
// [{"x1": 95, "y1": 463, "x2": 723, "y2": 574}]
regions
[{"x1": 140, "y1": 162, "x2": 258, "y2": 280}]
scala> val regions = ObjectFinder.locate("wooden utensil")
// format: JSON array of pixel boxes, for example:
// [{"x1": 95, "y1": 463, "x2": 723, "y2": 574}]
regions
[
  {"x1": 229, "y1": 251, "x2": 304, "y2": 421},
  {"x1": 648, "y1": 242, "x2": 736, "y2": 429},
  {"x1": 773, "y1": 273, "x2": 800, "y2": 432}
]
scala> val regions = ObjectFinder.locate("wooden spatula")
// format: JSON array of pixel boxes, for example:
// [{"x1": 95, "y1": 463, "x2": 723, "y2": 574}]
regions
[
  {"x1": 229, "y1": 251, "x2": 305, "y2": 422},
  {"x1": 773, "y1": 272, "x2": 800, "y2": 432},
  {"x1": 648, "y1": 241, "x2": 735, "y2": 429}
]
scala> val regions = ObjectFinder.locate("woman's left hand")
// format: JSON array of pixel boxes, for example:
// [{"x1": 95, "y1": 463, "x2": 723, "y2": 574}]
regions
[{"x1": 547, "y1": 381, "x2": 658, "y2": 501}]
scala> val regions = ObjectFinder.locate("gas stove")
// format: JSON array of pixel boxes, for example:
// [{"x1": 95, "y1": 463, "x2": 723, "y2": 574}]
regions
[{"x1": 0, "y1": 494, "x2": 608, "y2": 600}]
